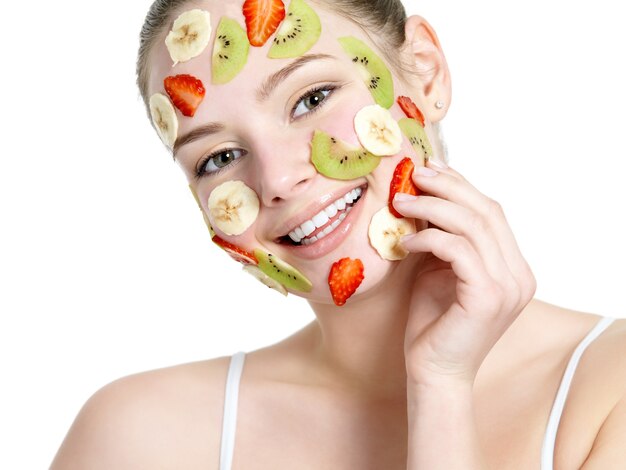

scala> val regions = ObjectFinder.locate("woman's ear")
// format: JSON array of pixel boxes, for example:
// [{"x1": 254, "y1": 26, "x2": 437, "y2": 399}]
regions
[{"x1": 401, "y1": 15, "x2": 451, "y2": 122}]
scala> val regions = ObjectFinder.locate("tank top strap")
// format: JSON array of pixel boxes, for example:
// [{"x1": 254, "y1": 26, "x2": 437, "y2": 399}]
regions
[
  {"x1": 219, "y1": 351, "x2": 246, "y2": 470},
  {"x1": 540, "y1": 316, "x2": 616, "y2": 469}
]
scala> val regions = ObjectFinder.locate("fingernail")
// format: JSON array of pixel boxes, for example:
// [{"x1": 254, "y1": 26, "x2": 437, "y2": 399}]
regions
[
  {"x1": 415, "y1": 166, "x2": 439, "y2": 177},
  {"x1": 428, "y1": 157, "x2": 448, "y2": 169},
  {"x1": 394, "y1": 193, "x2": 419, "y2": 202}
]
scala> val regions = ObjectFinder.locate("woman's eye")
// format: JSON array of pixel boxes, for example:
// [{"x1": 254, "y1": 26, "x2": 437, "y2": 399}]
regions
[
  {"x1": 292, "y1": 88, "x2": 333, "y2": 118},
  {"x1": 198, "y1": 148, "x2": 247, "y2": 176}
]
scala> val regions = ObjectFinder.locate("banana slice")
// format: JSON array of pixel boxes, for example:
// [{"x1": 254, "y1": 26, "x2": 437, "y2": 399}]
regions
[
  {"x1": 354, "y1": 104, "x2": 402, "y2": 156},
  {"x1": 149, "y1": 93, "x2": 179, "y2": 148},
  {"x1": 165, "y1": 9, "x2": 212, "y2": 66},
  {"x1": 208, "y1": 180, "x2": 260, "y2": 236},
  {"x1": 242, "y1": 265, "x2": 288, "y2": 297},
  {"x1": 368, "y1": 206, "x2": 416, "y2": 261}
]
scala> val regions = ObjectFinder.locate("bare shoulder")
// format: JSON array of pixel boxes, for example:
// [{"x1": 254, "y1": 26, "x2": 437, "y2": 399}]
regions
[
  {"x1": 555, "y1": 315, "x2": 626, "y2": 468},
  {"x1": 50, "y1": 355, "x2": 233, "y2": 470},
  {"x1": 575, "y1": 316, "x2": 626, "y2": 397}
]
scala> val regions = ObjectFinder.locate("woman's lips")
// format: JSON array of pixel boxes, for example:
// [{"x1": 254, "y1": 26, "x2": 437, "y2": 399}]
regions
[{"x1": 279, "y1": 186, "x2": 368, "y2": 260}]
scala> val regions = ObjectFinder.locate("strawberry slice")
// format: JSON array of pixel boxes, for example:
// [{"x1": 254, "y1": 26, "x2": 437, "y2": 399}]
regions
[
  {"x1": 243, "y1": 0, "x2": 286, "y2": 47},
  {"x1": 328, "y1": 258, "x2": 364, "y2": 307},
  {"x1": 388, "y1": 157, "x2": 420, "y2": 218},
  {"x1": 212, "y1": 236, "x2": 258, "y2": 265},
  {"x1": 164, "y1": 74, "x2": 206, "y2": 117},
  {"x1": 397, "y1": 96, "x2": 425, "y2": 127}
]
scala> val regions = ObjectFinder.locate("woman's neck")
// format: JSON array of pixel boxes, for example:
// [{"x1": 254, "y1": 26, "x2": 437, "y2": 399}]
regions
[{"x1": 305, "y1": 254, "x2": 426, "y2": 399}]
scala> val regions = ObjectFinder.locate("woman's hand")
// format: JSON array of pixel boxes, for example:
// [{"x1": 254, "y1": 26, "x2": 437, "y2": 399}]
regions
[{"x1": 393, "y1": 159, "x2": 537, "y2": 387}]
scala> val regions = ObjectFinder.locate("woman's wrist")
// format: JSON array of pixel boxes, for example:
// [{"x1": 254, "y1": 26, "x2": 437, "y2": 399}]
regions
[{"x1": 406, "y1": 379, "x2": 489, "y2": 470}]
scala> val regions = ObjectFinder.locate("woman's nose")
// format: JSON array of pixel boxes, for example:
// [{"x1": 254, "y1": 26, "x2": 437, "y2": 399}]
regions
[{"x1": 252, "y1": 138, "x2": 318, "y2": 207}]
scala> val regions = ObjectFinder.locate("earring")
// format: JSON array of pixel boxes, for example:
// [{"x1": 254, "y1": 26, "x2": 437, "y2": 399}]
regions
[{"x1": 435, "y1": 100, "x2": 445, "y2": 110}]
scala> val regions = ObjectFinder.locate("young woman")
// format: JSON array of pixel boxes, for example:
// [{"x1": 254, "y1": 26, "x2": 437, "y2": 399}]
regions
[{"x1": 51, "y1": 0, "x2": 626, "y2": 468}]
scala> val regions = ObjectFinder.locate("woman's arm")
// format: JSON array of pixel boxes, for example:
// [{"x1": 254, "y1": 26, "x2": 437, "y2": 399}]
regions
[
  {"x1": 407, "y1": 381, "x2": 487, "y2": 470},
  {"x1": 394, "y1": 159, "x2": 536, "y2": 469}
]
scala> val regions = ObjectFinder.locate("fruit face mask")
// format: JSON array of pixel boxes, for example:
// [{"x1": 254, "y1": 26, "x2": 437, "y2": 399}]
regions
[
  {"x1": 338, "y1": 36, "x2": 394, "y2": 109},
  {"x1": 166, "y1": 9, "x2": 213, "y2": 66},
  {"x1": 212, "y1": 17, "x2": 250, "y2": 84},
  {"x1": 208, "y1": 180, "x2": 260, "y2": 236}
]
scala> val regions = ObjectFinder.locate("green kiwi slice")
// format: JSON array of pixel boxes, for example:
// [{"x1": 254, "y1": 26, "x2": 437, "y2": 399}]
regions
[
  {"x1": 268, "y1": 0, "x2": 322, "y2": 59},
  {"x1": 212, "y1": 17, "x2": 250, "y2": 85},
  {"x1": 338, "y1": 36, "x2": 394, "y2": 109},
  {"x1": 399, "y1": 118, "x2": 433, "y2": 161},
  {"x1": 311, "y1": 130, "x2": 381, "y2": 180},
  {"x1": 254, "y1": 249, "x2": 313, "y2": 293}
]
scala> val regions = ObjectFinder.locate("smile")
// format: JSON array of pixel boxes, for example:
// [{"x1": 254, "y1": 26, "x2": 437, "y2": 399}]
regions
[{"x1": 278, "y1": 185, "x2": 366, "y2": 248}]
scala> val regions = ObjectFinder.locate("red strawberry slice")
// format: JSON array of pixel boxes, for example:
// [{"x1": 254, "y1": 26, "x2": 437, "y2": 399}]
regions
[
  {"x1": 389, "y1": 157, "x2": 420, "y2": 218},
  {"x1": 243, "y1": 0, "x2": 286, "y2": 47},
  {"x1": 164, "y1": 74, "x2": 206, "y2": 117},
  {"x1": 212, "y1": 236, "x2": 258, "y2": 265},
  {"x1": 328, "y1": 258, "x2": 364, "y2": 307},
  {"x1": 397, "y1": 96, "x2": 425, "y2": 127}
]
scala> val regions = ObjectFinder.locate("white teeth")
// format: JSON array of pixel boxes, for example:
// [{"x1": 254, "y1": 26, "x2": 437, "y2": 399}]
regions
[
  {"x1": 286, "y1": 187, "x2": 362, "y2": 245},
  {"x1": 325, "y1": 204, "x2": 338, "y2": 218},
  {"x1": 312, "y1": 210, "x2": 330, "y2": 228},
  {"x1": 301, "y1": 220, "x2": 316, "y2": 237},
  {"x1": 302, "y1": 236, "x2": 319, "y2": 246}
]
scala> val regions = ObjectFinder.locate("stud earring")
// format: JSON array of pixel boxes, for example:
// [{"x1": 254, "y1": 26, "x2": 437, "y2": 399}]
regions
[{"x1": 435, "y1": 100, "x2": 445, "y2": 110}]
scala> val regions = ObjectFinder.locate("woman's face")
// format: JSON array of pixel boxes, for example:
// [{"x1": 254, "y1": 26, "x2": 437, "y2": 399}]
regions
[{"x1": 147, "y1": 0, "x2": 431, "y2": 305}]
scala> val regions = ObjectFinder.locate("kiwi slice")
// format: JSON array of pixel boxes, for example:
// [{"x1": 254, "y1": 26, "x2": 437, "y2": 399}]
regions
[
  {"x1": 338, "y1": 36, "x2": 394, "y2": 109},
  {"x1": 254, "y1": 249, "x2": 313, "y2": 293},
  {"x1": 311, "y1": 130, "x2": 381, "y2": 180},
  {"x1": 268, "y1": 0, "x2": 321, "y2": 59},
  {"x1": 399, "y1": 118, "x2": 433, "y2": 163},
  {"x1": 212, "y1": 17, "x2": 250, "y2": 85}
]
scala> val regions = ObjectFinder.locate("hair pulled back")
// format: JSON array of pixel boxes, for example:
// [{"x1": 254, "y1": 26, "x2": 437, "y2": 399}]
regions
[{"x1": 135, "y1": 0, "x2": 408, "y2": 107}]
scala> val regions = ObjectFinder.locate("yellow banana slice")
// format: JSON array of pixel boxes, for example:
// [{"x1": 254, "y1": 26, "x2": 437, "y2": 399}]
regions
[
  {"x1": 208, "y1": 180, "x2": 260, "y2": 236},
  {"x1": 368, "y1": 206, "x2": 416, "y2": 261},
  {"x1": 165, "y1": 9, "x2": 212, "y2": 66},
  {"x1": 354, "y1": 104, "x2": 402, "y2": 156},
  {"x1": 242, "y1": 265, "x2": 288, "y2": 297},
  {"x1": 149, "y1": 93, "x2": 179, "y2": 149}
]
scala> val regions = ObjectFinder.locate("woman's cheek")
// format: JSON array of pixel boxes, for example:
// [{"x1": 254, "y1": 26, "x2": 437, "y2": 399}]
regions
[{"x1": 318, "y1": 94, "x2": 375, "y2": 147}]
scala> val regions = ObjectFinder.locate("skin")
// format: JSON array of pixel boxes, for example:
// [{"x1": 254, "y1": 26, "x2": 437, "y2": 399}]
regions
[{"x1": 51, "y1": 1, "x2": 626, "y2": 469}]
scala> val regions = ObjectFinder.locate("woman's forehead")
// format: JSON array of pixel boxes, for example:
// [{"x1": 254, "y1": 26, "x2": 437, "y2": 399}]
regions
[{"x1": 147, "y1": 0, "x2": 367, "y2": 97}]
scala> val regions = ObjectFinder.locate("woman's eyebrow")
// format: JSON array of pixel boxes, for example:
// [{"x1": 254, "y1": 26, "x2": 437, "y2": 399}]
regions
[
  {"x1": 173, "y1": 122, "x2": 225, "y2": 157},
  {"x1": 173, "y1": 54, "x2": 337, "y2": 158},
  {"x1": 256, "y1": 53, "x2": 337, "y2": 102}
]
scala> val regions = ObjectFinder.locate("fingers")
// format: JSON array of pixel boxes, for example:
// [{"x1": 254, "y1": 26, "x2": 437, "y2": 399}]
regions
[
  {"x1": 394, "y1": 194, "x2": 511, "y2": 281},
  {"x1": 402, "y1": 228, "x2": 492, "y2": 291},
  {"x1": 403, "y1": 161, "x2": 534, "y2": 295},
  {"x1": 394, "y1": 160, "x2": 537, "y2": 307}
]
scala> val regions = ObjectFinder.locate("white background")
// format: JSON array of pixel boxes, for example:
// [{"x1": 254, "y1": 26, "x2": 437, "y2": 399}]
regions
[{"x1": 1, "y1": 1, "x2": 624, "y2": 468}]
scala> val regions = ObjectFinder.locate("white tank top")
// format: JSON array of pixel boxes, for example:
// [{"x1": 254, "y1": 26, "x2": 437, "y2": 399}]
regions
[{"x1": 219, "y1": 316, "x2": 616, "y2": 470}]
